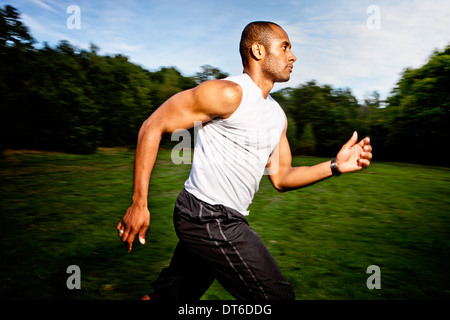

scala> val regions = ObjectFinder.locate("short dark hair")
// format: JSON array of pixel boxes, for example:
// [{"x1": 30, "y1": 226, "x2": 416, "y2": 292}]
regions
[{"x1": 239, "y1": 21, "x2": 281, "y2": 67}]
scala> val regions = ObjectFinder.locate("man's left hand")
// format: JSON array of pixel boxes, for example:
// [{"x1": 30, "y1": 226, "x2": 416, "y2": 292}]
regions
[{"x1": 336, "y1": 131, "x2": 372, "y2": 173}]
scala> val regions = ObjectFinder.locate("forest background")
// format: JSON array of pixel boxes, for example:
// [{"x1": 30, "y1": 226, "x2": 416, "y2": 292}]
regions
[{"x1": 1, "y1": 5, "x2": 449, "y2": 166}]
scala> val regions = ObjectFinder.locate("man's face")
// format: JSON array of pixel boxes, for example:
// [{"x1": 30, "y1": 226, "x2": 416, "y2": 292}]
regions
[{"x1": 262, "y1": 26, "x2": 297, "y2": 83}]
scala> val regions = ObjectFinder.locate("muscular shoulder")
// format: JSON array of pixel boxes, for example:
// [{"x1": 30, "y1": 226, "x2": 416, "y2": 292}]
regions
[{"x1": 192, "y1": 79, "x2": 242, "y2": 119}]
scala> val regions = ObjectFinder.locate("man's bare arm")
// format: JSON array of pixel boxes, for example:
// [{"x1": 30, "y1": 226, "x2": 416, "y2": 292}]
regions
[
  {"x1": 267, "y1": 117, "x2": 372, "y2": 192},
  {"x1": 117, "y1": 80, "x2": 242, "y2": 251}
]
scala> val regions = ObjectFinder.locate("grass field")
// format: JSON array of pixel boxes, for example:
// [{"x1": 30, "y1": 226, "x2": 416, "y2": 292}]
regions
[{"x1": 0, "y1": 148, "x2": 449, "y2": 300}]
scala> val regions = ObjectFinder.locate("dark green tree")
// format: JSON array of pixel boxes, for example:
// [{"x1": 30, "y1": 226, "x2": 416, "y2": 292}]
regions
[
  {"x1": 0, "y1": 5, "x2": 34, "y2": 50},
  {"x1": 280, "y1": 81, "x2": 360, "y2": 156},
  {"x1": 0, "y1": 5, "x2": 36, "y2": 151},
  {"x1": 25, "y1": 41, "x2": 101, "y2": 153},
  {"x1": 298, "y1": 122, "x2": 316, "y2": 155},
  {"x1": 195, "y1": 64, "x2": 229, "y2": 84},
  {"x1": 385, "y1": 45, "x2": 450, "y2": 165}
]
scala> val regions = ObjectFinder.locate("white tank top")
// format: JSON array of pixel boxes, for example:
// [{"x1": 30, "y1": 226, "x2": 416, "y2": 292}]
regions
[{"x1": 184, "y1": 73, "x2": 286, "y2": 215}]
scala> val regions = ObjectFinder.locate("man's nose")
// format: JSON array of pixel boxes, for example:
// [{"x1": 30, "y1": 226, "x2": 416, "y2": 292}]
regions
[{"x1": 290, "y1": 51, "x2": 297, "y2": 62}]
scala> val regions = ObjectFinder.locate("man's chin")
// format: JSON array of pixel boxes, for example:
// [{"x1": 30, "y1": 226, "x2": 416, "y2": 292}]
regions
[{"x1": 275, "y1": 75, "x2": 291, "y2": 83}]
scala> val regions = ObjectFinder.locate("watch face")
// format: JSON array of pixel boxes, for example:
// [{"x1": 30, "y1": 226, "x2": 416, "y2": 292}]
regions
[{"x1": 331, "y1": 158, "x2": 341, "y2": 176}]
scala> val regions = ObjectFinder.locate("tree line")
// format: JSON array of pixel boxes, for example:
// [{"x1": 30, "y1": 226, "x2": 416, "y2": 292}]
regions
[
  {"x1": 274, "y1": 44, "x2": 449, "y2": 166},
  {"x1": 1, "y1": 5, "x2": 448, "y2": 165}
]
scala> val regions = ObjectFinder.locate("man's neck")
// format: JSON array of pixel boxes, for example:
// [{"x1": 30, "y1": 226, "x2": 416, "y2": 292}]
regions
[{"x1": 243, "y1": 68, "x2": 274, "y2": 99}]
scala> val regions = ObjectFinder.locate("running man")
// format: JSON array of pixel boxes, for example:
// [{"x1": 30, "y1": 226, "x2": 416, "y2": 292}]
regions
[{"x1": 117, "y1": 21, "x2": 373, "y2": 300}]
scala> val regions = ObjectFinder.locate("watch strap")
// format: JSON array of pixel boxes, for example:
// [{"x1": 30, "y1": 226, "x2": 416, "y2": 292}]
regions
[{"x1": 331, "y1": 157, "x2": 341, "y2": 176}]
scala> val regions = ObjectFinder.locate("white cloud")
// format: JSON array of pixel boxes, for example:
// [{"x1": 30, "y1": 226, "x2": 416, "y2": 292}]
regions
[
  {"x1": 281, "y1": 0, "x2": 450, "y2": 100},
  {"x1": 29, "y1": 0, "x2": 57, "y2": 13},
  {"x1": 12, "y1": 0, "x2": 450, "y2": 101},
  {"x1": 21, "y1": 13, "x2": 67, "y2": 42}
]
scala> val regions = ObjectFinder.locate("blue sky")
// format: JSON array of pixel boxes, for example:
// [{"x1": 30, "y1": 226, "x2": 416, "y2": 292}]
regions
[{"x1": 5, "y1": 0, "x2": 450, "y2": 102}]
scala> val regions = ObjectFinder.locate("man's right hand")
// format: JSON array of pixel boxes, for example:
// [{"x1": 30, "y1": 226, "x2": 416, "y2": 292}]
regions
[{"x1": 116, "y1": 204, "x2": 150, "y2": 252}]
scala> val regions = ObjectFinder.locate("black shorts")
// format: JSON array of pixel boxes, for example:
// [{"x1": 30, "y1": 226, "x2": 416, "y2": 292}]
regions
[{"x1": 151, "y1": 189, "x2": 294, "y2": 300}]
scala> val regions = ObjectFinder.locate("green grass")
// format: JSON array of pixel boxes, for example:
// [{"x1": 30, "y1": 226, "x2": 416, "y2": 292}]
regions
[{"x1": 0, "y1": 149, "x2": 449, "y2": 300}]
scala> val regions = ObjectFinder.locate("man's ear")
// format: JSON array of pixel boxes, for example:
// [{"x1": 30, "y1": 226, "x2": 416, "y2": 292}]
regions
[{"x1": 250, "y1": 43, "x2": 266, "y2": 61}]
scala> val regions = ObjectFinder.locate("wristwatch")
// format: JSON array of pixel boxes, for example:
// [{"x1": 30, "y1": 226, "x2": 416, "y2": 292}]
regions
[{"x1": 330, "y1": 157, "x2": 341, "y2": 176}]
